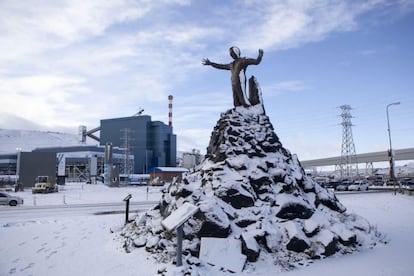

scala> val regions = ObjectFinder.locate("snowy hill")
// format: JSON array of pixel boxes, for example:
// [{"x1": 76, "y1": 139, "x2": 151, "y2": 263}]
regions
[{"x1": 0, "y1": 129, "x2": 96, "y2": 154}]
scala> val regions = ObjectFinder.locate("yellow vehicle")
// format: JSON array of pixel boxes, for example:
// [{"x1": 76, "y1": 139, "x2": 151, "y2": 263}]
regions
[{"x1": 32, "y1": 176, "x2": 58, "y2": 194}]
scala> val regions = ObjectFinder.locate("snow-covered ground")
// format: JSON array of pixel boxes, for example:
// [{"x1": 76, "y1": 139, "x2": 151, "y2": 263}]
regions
[
  {"x1": 2, "y1": 182, "x2": 162, "y2": 207},
  {"x1": 0, "y1": 183, "x2": 413, "y2": 276}
]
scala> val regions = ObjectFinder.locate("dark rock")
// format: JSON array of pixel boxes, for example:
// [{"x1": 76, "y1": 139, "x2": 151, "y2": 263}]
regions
[
  {"x1": 241, "y1": 233, "x2": 260, "y2": 262},
  {"x1": 333, "y1": 225, "x2": 357, "y2": 246},
  {"x1": 281, "y1": 183, "x2": 295, "y2": 193},
  {"x1": 323, "y1": 238, "x2": 338, "y2": 257},
  {"x1": 159, "y1": 199, "x2": 170, "y2": 218},
  {"x1": 316, "y1": 230, "x2": 339, "y2": 257},
  {"x1": 247, "y1": 151, "x2": 267, "y2": 158},
  {"x1": 248, "y1": 76, "x2": 261, "y2": 106},
  {"x1": 235, "y1": 219, "x2": 256, "y2": 228},
  {"x1": 303, "y1": 220, "x2": 319, "y2": 237},
  {"x1": 338, "y1": 234, "x2": 356, "y2": 246},
  {"x1": 265, "y1": 161, "x2": 275, "y2": 168},
  {"x1": 228, "y1": 136, "x2": 238, "y2": 144},
  {"x1": 272, "y1": 174, "x2": 285, "y2": 184},
  {"x1": 218, "y1": 188, "x2": 255, "y2": 209},
  {"x1": 253, "y1": 185, "x2": 271, "y2": 195},
  {"x1": 319, "y1": 198, "x2": 346, "y2": 213},
  {"x1": 186, "y1": 256, "x2": 201, "y2": 266},
  {"x1": 174, "y1": 186, "x2": 193, "y2": 198},
  {"x1": 244, "y1": 135, "x2": 254, "y2": 143},
  {"x1": 197, "y1": 220, "x2": 231, "y2": 238},
  {"x1": 227, "y1": 127, "x2": 240, "y2": 137},
  {"x1": 157, "y1": 266, "x2": 167, "y2": 274},
  {"x1": 249, "y1": 176, "x2": 272, "y2": 188},
  {"x1": 257, "y1": 164, "x2": 268, "y2": 173},
  {"x1": 230, "y1": 121, "x2": 242, "y2": 127},
  {"x1": 260, "y1": 143, "x2": 278, "y2": 153},
  {"x1": 303, "y1": 184, "x2": 315, "y2": 193},
  {"x1": 286, "y1": 236, "x2": 310, "y2": 253},
  {"x1": 276, "y1": 203, "x2": 314, "y2": 220},
  {"x1": 196, "y1": 201, "x2": 231, "y2": 238}
]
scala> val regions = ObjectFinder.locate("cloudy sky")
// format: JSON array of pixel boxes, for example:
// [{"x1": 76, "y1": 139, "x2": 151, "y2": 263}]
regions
[{"x1": 1, "y1": 0, "x2": 413, "y2": 161}]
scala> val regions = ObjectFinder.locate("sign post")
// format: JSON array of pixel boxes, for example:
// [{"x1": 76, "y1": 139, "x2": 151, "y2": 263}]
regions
[
  {"x1": 123, "y1": 194, "x2": 132, "y2": 225},
  {"x1": 161, "y1": 203, "x2": 199, "y2": 267},
  {"x1": 176, "y1": 224, "x2": 184, "y2": 266}
]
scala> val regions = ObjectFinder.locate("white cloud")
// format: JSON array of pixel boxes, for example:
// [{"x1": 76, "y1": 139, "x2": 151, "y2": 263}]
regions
[
  {"x1": 233, "y1": 0, "x2": 402, "y2": 51},
  {"x1": 0, "y1": 0, "x2": 412, "y2": 147},
  {"x1": 0, "y1": 74, "x2": 90, "y2": 128},
  {"x1": 0, "y1": 0, "x2": 224, "y2": 131}
]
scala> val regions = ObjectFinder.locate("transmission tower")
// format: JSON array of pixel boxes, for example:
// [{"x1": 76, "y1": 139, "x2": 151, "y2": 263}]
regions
[
  {"x1": 120, "y1": 128, "x2": 134, "y2": 176},
  {"x1": 339, "y1": 105, "x2": 358, "y2": 179}
]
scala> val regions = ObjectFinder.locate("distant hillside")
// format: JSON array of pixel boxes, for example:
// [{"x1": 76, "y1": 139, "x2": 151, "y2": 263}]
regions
[{"x1": 0, "y1": 129, "x2": 96, "y2": 154}]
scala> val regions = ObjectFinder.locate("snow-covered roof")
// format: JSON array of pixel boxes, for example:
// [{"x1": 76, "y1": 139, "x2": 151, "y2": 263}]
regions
[{"x1": 148, "y1": 167, "x2": 189, "y2": 173}]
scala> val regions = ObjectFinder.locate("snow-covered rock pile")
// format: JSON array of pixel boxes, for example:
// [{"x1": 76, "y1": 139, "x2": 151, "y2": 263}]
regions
[{"x1": 119, "y1": 103, "x2": 383, "y2": 273}]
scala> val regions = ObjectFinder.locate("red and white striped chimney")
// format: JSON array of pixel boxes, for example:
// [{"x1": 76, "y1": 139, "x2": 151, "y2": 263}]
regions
[{"x1": 168, "y1": 95, "x2": 173, "y2": 127}]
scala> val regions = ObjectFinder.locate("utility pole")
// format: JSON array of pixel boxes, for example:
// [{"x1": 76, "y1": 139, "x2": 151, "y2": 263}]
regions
[
  {"x1": 339, "y1": 105, "x2": 358, "y2": 179},
  {"x1": 386, "y1": 102, "x2": 400, "y2": 194}
]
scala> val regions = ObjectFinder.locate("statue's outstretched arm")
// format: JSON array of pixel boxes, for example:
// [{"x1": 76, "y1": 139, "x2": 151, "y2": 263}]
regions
[
  {"x1": 202, "y1": 58, "x2": 230, "y2": 70},
  {"x1": 245, "y1": 49, "x2": 264, "y2": 65}
]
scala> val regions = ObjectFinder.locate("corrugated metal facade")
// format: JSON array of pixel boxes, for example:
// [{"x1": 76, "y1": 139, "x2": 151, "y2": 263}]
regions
[{"x1": 100, "y1": 115, "x2": 176, "y2": 174}]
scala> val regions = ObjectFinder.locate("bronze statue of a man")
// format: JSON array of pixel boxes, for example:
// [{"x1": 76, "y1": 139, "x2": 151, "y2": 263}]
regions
[{"x1": 203, "y1": 46, "x2": 263, "y2": 107}]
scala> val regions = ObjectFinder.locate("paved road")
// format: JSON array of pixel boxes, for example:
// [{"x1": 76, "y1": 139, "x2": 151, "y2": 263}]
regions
[
  {"x1": 0, "y1": 201, "x2": 158, "y2": 221},
  {"x1": 333, "y1": 189, "x2": 393, "y2": 195},
  {"x1": 0, "y1": 190, "x2": 395, "y2": 222}
]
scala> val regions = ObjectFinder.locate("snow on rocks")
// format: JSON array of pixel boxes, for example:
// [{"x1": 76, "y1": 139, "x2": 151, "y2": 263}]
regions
[{"x1": 118, "y1": 102, "x2": 383, "y2": 273}]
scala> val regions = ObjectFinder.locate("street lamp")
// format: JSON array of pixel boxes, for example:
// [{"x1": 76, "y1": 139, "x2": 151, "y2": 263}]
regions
[{"x1": 386, "y1": 102, "x2": 400, "y2": 194}]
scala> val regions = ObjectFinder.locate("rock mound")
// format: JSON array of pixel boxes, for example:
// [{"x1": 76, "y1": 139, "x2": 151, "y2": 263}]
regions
[{"x1": 119, "y1": 103, "x2": 382, "y2": 273}]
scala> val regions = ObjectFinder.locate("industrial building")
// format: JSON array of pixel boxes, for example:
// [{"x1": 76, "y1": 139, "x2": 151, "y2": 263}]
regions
[
  {"x1": 148, "y1": 167, "x2": 189, "y2": 185},
  {"x1": 0, "y1": 110, "x2": 178, "y2": 187},
  {"x1": 98, "y1": 114, "x2": 176, "y2": 174}
]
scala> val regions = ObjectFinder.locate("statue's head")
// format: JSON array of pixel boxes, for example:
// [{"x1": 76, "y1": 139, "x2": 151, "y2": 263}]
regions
[{"x1": 229, "y1": 46, "x2": 240, "y2": 59}]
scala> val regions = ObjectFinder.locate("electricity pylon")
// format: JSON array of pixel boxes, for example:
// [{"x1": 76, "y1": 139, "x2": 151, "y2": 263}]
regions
[{"x1": 339, "y1": 105, "x2": 358, "y2": 179}]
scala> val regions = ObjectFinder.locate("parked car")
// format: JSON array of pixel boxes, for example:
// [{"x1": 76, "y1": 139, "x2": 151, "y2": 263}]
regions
[
  {"x1": 326, "y1": 181, "x2": 342, "y2": 189},
  {"x1": 348, "y1": 181, "x2": 369, "y2": 191},
  {"x1": 335, "y1": 180, "x2": 354, "y2": 191},
  {"x1": 0, "y1": 192, "x2": 24, "y2": 206},
  {"x1": 400, "y1": 178, "x2": 414, "y2": 186}
]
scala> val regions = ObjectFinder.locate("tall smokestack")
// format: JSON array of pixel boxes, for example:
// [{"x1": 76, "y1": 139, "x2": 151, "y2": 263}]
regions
[{"x1": 168, "y1": 95, "x2": 173, "y2": 127}]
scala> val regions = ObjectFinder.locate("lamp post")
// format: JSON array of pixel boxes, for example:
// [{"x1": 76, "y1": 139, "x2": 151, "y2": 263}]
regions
[{"x1": 386, "y1": 102, "x2": 400, "y2": 194}]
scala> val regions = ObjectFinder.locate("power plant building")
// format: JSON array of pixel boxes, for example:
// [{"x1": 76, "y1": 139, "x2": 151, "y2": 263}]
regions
[
  {"x1": 0, "y1": 113, "x2": 177, "y2": 187},
  {"x1": 99, "y1": 115, "x2": 176, "y2": 174}
]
